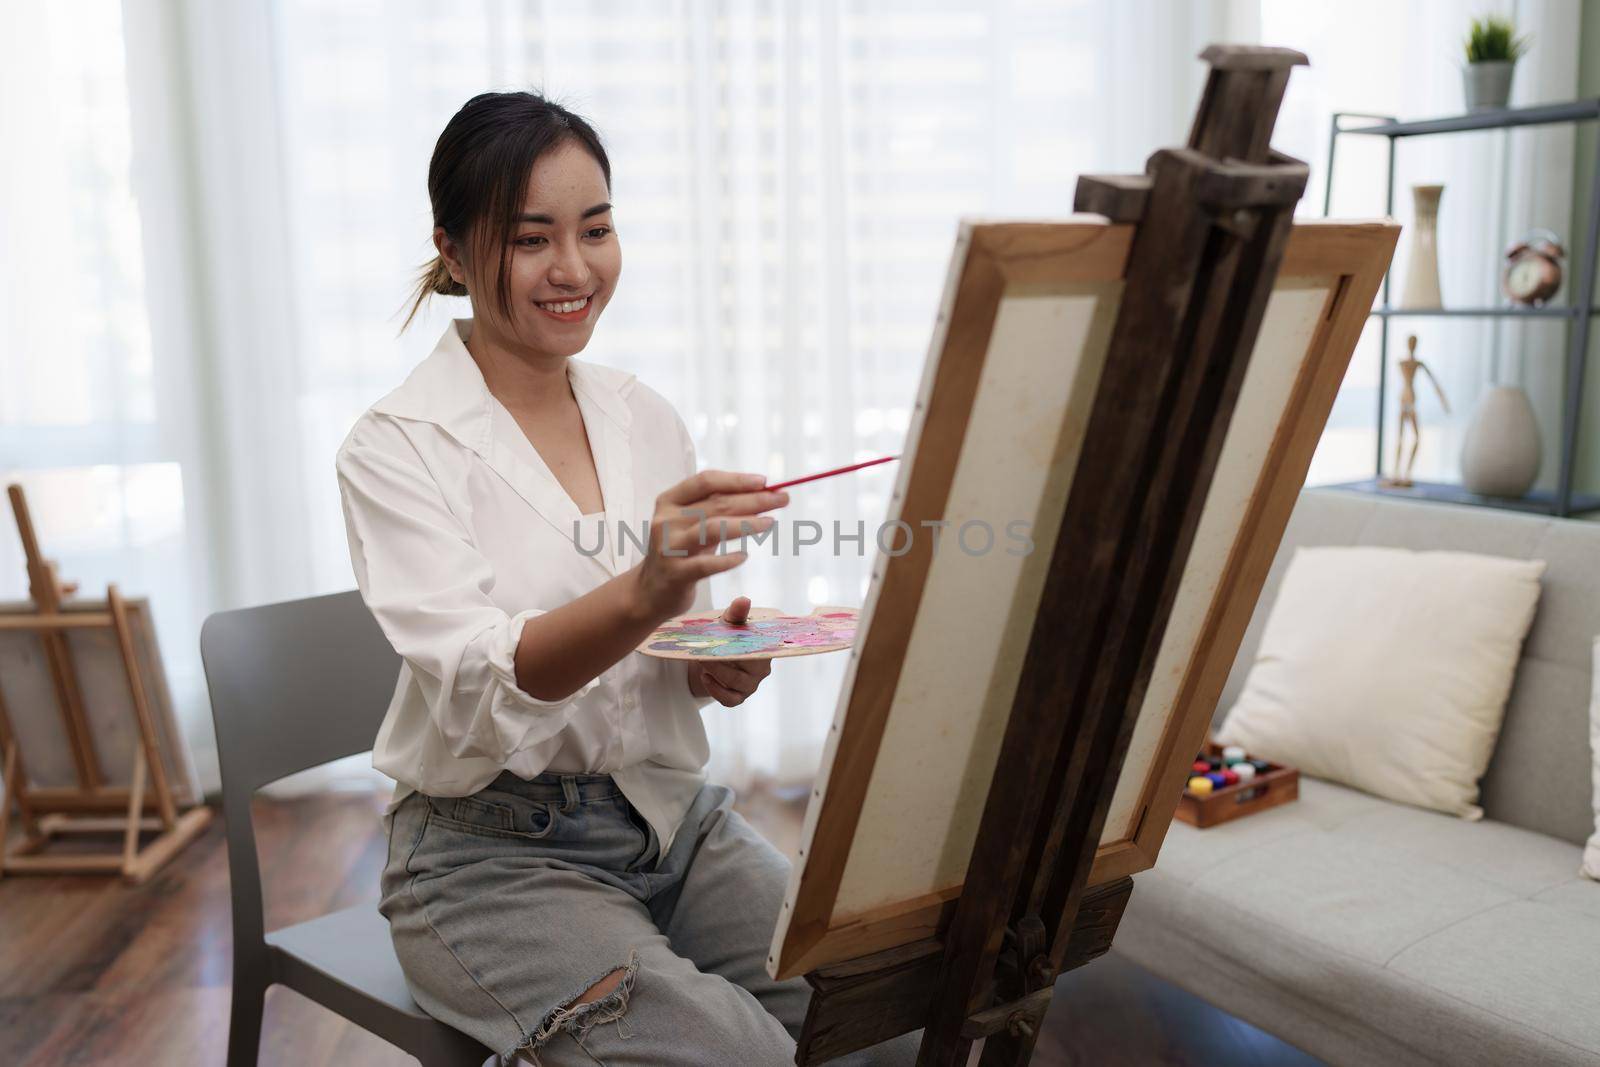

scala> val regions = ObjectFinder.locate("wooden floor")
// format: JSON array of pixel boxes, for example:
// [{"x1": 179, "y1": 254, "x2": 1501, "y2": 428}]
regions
[{"x1": 0, "y1": 787, "x2": 1322, "y2": 1066}]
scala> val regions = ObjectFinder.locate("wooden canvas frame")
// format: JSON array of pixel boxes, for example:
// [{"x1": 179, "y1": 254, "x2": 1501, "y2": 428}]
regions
[
  {"x1": 1089, "y1": 222, "x2": 1396, "y2": 885},
  {"x1": 770, "y1": 218, "x2": 1395, "y2": 983}
]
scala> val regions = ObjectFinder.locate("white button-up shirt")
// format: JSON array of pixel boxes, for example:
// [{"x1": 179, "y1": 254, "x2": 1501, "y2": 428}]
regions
[{"x1": 337, "y1": 319, "x2": 714, "y2": 853}]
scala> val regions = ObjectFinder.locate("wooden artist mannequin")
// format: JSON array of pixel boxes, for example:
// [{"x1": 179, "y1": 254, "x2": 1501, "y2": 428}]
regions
[{"x1": 1386, "y1": 334, "x2": 1450, "y2": 488}]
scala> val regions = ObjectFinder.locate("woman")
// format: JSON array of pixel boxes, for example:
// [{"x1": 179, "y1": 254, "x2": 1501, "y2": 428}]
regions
[{"x1": 337, "y1": 93, "x2": 913, "y2": 1066}]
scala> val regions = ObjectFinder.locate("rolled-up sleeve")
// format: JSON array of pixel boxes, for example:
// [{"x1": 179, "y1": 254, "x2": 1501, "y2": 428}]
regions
[{"x1": 336, "y1": 423, "x2": 596, "y2": 762}]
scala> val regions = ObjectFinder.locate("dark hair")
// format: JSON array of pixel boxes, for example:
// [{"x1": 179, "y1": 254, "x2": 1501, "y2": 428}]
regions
[{"x1": 403, "y1": 91, "x2": 611, "y2": 330}]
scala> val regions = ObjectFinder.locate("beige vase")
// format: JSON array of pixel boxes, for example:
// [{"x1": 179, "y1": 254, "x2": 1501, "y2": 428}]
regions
[
  {"x1": 1400, "y1": 184, "x2": 1444, "y2": 309},
  {"x1": 1460, "y1": 385, "x2": 1541, "y2": 498}
]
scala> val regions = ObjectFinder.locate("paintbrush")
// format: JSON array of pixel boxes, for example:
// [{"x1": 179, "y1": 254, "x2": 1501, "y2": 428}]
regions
[{"x1": 766, "y1": 455, "x2": 900, "y2": 492}]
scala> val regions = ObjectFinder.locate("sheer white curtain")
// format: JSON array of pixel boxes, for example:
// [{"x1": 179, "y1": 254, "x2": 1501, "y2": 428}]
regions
[
  {"x1": 10, "y1": 2, "x2": 1584, "y2": 798},
  {"x1": 0, "y1": 2, "x2": 221, "y2": 785},
  {"x1": 6, "y1": 0, "x2": 1257, "y2": 793},
  {"x1": 259, "y1": 0, "x2": 1252, "y2": 790},
  {"x1": 1264, "y1": 0, "x2": 1583, "y2": 490},
  {"x1": 164, "y1": 0, "x2": 1261, "y2": 792}
]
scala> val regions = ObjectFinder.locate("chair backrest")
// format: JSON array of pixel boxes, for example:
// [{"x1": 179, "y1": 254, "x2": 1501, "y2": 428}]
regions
[{"x1": 200, "y1": 589, "x2": 400, "y2": 949}]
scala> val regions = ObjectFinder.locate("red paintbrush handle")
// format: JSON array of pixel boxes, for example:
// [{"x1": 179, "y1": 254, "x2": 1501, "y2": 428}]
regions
[{"x1": 766, "y1": 455, "x2": 900, "y2": 492}]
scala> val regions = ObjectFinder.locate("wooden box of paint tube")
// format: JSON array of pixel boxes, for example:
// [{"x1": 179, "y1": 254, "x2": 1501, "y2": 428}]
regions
[{"x1": 1174, "y1": 741, "x2": 1299, "y2": 829}]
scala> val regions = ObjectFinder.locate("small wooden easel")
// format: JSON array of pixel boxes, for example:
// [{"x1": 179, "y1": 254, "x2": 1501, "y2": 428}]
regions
[
  {"x1": 791, "y1": 45, "x2": 1313, "y2": 1065},
  {"x1": 0, "y1": 484, "x2": 210, "y2": 883}
]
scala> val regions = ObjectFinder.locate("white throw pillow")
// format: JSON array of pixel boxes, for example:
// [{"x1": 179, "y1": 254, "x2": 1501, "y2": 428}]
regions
[
  {"x1": 1584, "y1": 637, "x2": 1600, "y2": 880},
  {"x1": 1216, "y1": 546, "x2": 1543, "y2": 818}
]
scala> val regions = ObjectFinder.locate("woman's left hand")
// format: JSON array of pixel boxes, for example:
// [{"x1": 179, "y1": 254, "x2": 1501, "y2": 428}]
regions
[{"x1": 689, "y1": 596, "x2": 773, "y2": 707}]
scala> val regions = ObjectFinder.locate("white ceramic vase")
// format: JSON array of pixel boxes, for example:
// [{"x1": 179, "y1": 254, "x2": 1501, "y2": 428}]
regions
[
  {"x1": 1460, "y1": 384, "x2": 1541, "y2": 498},
  {"x1": 1400, "y1": 184, "x2": 1444, "y2": 309}
]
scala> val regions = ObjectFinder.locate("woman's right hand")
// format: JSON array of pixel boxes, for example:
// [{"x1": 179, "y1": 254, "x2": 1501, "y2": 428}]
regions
[{"x1": 631, "y1": 470, "x2": 789, "y2": 623}]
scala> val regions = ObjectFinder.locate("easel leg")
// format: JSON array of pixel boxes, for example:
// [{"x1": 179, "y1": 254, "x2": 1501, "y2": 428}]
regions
[
  {"x1": 122, "y1": 747, "x2": 147, "y2": 879},
  {"x1": 11, "y1": 483, "x2": 103, "y2": 791},
  {"x1": 108, "y1": 585, "x2": 178, "y2": 829},
  {"x1": 978, "y1": 1021, "x2": 1040, "y2": 1067},
  {"x1": 0, "y1": 741, "x2": 15, "y2": 880},
  {"x1": 39, "y1": 631, "x2": 103, "y2": 789},
  {"x1": 0, "y1": 681, "x2": 41, "y2": 837}
]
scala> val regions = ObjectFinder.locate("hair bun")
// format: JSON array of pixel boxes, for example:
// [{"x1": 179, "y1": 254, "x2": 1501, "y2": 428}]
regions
[{"x1": 428, "y1": 256, "x2": 467, "y2": 297}]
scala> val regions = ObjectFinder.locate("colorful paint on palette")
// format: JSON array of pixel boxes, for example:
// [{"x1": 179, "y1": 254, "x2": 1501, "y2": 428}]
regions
[{"x1": 639, "y1": 607, "x2": 859, "y2": 661}]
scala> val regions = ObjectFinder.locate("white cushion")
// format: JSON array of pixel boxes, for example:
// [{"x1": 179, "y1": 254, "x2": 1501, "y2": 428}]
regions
[
  {"x1": 1216, "y1": 546, "x2": 1544, "y2": 818},
  {"x1": 1585, "y1": 637, "x2": 1600, "y2": 880}
]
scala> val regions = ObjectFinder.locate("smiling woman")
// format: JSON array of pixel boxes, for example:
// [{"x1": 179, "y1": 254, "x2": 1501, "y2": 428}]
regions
[
  {"x1": 332, "y1": 91, "x2": 908, "y2": 1066},
  {"x1": 402, "y1": 92, "x2": 618, "y2": 336}
]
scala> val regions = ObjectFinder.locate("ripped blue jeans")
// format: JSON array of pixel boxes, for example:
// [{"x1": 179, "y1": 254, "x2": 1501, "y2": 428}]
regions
[{"x1": 381, "y1": 771, "x2": 920, "y2": 1066}]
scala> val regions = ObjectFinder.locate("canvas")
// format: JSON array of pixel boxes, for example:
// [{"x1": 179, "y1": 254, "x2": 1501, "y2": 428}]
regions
[{"x1": 0, "y1": 596, "x2": 200, "y2": 806}]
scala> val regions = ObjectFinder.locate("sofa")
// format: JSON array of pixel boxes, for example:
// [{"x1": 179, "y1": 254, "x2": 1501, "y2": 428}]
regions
[{"x1": 1116, "y1": 488, "x2": 1600, "y2": 1067}]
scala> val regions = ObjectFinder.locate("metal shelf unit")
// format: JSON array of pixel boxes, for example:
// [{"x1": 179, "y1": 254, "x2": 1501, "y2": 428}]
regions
[{"x1": 1323, "y1": 98, "x2": 1600, "y2": 516}]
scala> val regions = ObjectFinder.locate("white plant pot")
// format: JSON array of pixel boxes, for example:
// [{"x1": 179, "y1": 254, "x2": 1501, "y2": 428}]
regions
[
  {"x1": 1460, "y1": 384, "x2": 1541, "y2": 498},
  {"x1": 1463, "y1": 61, "x2": 1515, "y2": 111}
]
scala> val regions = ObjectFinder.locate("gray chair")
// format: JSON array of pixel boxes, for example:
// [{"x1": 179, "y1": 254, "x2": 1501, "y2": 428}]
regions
[{"x1": 201, "y1": 590, "x2": 492, "y2": 1067}]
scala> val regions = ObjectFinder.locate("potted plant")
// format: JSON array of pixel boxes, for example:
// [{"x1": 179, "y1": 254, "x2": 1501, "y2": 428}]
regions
[{"x1": 1463, "y1": 15, "x2": 1530, "y2": 111}]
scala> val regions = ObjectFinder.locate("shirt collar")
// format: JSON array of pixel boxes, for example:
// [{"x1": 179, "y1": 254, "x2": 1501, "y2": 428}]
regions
[
  {"x1": 371, "y1": 318, "x2": 635, "y2": 455},
  {"x1": 370, "y1": 319, "x2": 637, "y2": 578}
]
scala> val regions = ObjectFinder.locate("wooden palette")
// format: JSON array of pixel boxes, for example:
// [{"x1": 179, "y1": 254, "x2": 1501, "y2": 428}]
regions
[{"x1": 637, "y1": 606, "x2": 859, "y2": 661}]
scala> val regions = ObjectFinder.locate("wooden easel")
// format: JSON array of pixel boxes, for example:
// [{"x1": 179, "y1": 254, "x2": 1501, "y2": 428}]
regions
[
  {"x1": 0, "y1": 484, "x2": 210, "y2": 883},
  {"x1": 792, "y1": 46, "x2": 1312, "y2": 1065}
]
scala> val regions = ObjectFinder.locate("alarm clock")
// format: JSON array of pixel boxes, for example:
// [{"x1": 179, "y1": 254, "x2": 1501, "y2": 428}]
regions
[{"x1": 1502, "y1": 229, "x2": 1564, "y2": 307}]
